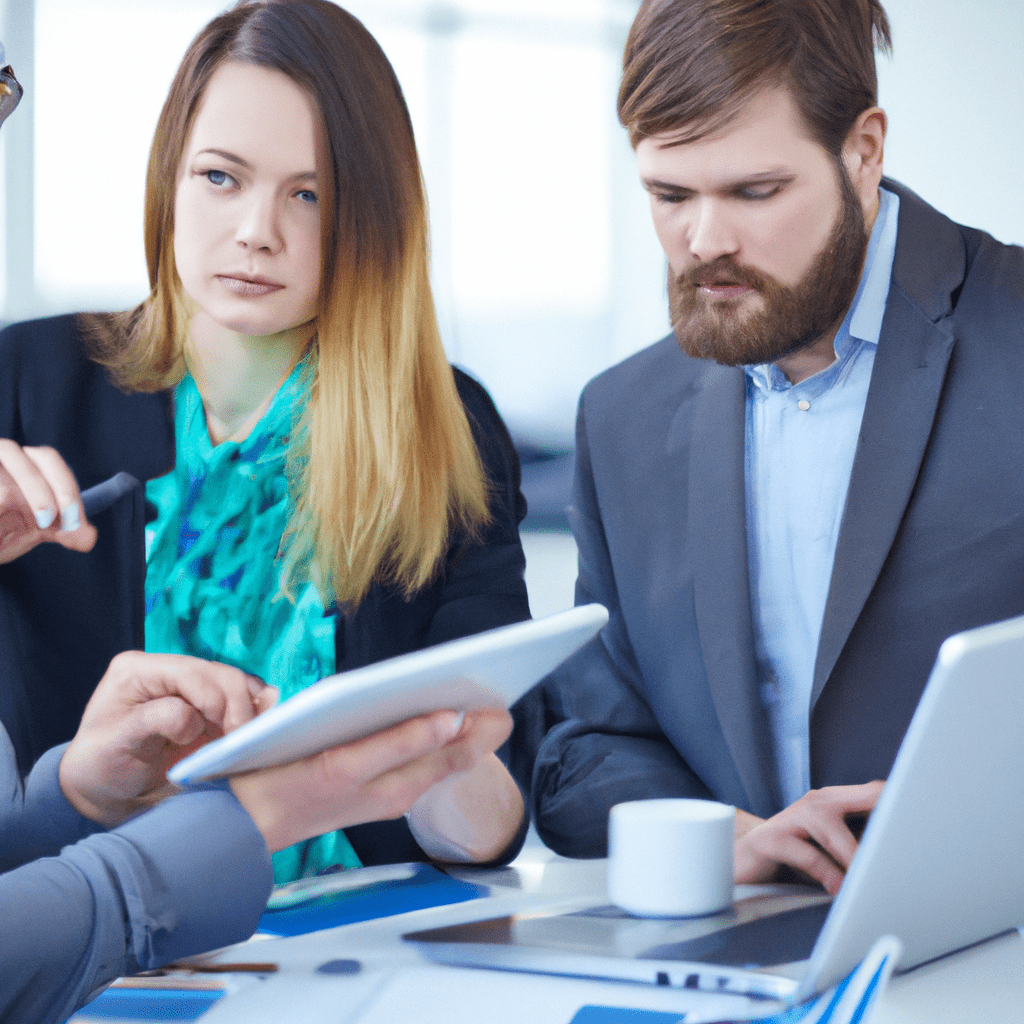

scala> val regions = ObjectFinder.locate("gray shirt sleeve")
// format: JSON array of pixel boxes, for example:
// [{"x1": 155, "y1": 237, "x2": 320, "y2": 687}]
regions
[
  {"x1": 0, "y1": 727, "x2": 274, "y2": 1024},
  {"x1": 0, "y1": 738, "x2": 102, "y2": 870}
]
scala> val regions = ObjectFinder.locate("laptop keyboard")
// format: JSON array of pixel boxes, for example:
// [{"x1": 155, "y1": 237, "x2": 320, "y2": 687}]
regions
[{"x1": 640, "y1": 901, "x2": 832, "y2": 968}]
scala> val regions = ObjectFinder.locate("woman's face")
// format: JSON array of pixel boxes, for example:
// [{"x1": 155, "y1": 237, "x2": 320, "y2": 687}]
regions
[{"x1": 174, "y1": 61, "x2": 325, "y2": 338}]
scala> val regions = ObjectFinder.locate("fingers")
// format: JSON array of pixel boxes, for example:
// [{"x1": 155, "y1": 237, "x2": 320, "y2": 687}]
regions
[
  {"x1": 0, "y1": 440, "x2": 96, "y2": 560},
  {"x1": 101, "y1": 651, "x2": 270, "y2": 736},
  {"x1": 796, "y1": 781, "x2": 883, "y2": 872},
  {"x1": 128, "y1": 694, "x2": 221, "y2": 752},
  {"x1": 317, "y1": 709, "x2": 467, "y2": 797},
  {"x1": 456, "y1": 707, "x2": 514, "y2": 756},
  {"x1": 233, "y1": 707, "x2": 507, "y2": 852},
  {"x1": 735, "y1": 781, "x2": 885, "y2": 895},
  {"x1": 327, "y1": 708, "x2": 514, "y2": 823}
]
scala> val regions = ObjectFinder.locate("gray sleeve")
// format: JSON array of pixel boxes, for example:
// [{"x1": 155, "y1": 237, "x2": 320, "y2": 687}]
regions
[
  {"x1": 0, "y1": 736, "x2": 102, "y2": 871},
  {"x1": 0, "y1": 780, "x2": 273, "y2": 1024},
  {"x1": 532, "y1": 398, "x2": 712, "y2": 858}
]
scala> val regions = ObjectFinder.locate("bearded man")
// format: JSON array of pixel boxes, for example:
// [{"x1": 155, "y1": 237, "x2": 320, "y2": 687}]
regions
[{"x1": 530, "y1": 0, "x2": 1024, "y2": 893}]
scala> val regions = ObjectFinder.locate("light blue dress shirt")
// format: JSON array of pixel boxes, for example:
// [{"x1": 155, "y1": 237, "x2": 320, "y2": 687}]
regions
[{"x1": 745, "y1": 187, "x2": 899, "y2": 806}]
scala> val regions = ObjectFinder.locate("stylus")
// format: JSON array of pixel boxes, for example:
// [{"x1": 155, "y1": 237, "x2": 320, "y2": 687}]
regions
[{"x1": 80, "y1": 472, "x2": 141, "y2": 518}]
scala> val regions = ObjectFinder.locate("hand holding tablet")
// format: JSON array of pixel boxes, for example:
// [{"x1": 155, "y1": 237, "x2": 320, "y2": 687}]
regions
[{"x1": 168, "y1": 604, "x2": 608, "y2": 785}]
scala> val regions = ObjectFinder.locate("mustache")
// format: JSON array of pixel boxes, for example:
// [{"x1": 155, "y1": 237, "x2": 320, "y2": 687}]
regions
[{"x1": 675, "y1": 257, "x2": 773, "y2": 293}]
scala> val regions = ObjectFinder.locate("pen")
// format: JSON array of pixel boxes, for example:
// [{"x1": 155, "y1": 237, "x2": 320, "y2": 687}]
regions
[{"x1": 80, "y1": 472, "x2": 141, "y2": 518}]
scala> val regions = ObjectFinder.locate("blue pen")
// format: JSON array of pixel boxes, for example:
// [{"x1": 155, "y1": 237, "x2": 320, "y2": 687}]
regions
[{"x1": 80, "y1": 472, "x2": 141, "y2": 518}]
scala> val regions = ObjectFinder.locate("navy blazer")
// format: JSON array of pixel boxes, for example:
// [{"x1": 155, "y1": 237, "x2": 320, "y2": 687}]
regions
[
  {"x1": 0, "y1": 313, "x2": 531, "y2": 864},
  {"x1": 533, "y1": 181, "x2": 1024, "y2": 857}
]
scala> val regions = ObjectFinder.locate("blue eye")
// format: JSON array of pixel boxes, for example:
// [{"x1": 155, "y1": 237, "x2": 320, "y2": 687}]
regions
[
  {"x1": 296, "y1": 189, "x2": 317, "y2": 204},
  {"x1": 204, "y1": 169, "x2": 233, "y2": 187}
]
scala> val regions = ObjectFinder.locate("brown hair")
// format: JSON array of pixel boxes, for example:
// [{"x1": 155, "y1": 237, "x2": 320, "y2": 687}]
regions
[
  {"x1": 618, "y1": 0, "x2": 892, "y2": 154},
  {"x1": 88, "y1": 0, "x2": 490, "y2": 608}
]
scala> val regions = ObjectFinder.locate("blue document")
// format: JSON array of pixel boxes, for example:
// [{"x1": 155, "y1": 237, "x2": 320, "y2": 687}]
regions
[
  {"x1": 66, "y1": 987, "x2": 223, "y2": 1021},
  {"x1": 258, "y1": 862, "x2": 489, "y2": 937}
]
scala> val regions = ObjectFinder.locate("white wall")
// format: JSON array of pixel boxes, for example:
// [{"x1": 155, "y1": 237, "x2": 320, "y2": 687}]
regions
[
  {"x1": 0, "y1": 1, "x2": 1020, "y2": 443},
  {"x1": 878, "y1": 0, "x2": 1024, "y2": 245}
]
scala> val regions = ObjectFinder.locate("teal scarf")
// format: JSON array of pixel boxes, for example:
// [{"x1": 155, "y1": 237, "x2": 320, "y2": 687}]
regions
[{"x1": 145, "y1": 363, "x2": 361, "y2": 881}]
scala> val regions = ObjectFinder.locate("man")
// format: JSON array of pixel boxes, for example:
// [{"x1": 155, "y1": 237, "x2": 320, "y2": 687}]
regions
[{"x1": 532, "y1": 0, "x2": 1024, "y2": 895}]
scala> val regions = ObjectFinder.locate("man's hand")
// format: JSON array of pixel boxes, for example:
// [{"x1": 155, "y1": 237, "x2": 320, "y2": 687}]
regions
[
  {"x1": 0, "y1": 440, "x2": 97, "y2": 563},
  {"x1": 230, "y1": 707, "x2": 518, "y2": 854},
  {"x1": 734, "y1": 781, "x2": 885, "y2": 895},
  {"x1": 59, "y1": 652, "x2": 273, "y2": 827}
]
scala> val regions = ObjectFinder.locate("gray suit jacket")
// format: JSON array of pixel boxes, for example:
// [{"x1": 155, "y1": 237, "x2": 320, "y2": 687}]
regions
[{"x1": 533, "y1": 181, "x2": 1024, "y2": 857}]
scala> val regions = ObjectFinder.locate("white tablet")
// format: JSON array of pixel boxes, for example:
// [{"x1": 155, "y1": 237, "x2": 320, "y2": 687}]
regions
[{"x1": 167, "y1": 603, "x2": 608, "y2": 784}]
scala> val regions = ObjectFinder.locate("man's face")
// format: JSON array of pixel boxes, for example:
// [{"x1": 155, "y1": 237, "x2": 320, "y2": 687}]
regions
[{"x1": 636, "y1": 86, "x2": 870, "y2": 367}]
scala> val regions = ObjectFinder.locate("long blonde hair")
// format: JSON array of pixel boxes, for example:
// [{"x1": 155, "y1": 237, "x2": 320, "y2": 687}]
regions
[{"x1": 87, "y1": 0, "x2": 489, "y2": 608}]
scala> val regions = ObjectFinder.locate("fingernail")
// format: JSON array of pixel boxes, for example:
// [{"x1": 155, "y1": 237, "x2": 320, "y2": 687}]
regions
[
  {"x1": 34, "y1": 508, "x2": 56, "y2": 529},
  {"x1": 439, "y1": 710, "x2": 465, "y2": 741},
  {"x1": 246, "y1": 675, "x2": 268, "y2": 697},
  {"x1": 60, "y1": 503, "x2": 80, "y2": 531}
]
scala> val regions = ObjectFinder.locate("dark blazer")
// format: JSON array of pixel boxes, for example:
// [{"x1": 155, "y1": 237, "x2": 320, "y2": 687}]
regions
[
  {"x1": 0, "y1": 313, "x2": 531, "y2": 863},
  {"x1": 533, "y1": 181, "x2": 1024, "y2": 857}
]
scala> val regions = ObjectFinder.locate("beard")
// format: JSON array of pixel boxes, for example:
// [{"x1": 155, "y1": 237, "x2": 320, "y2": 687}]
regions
[{"x1": 668, "y1": 168, "x2": 868, "y2": 367}]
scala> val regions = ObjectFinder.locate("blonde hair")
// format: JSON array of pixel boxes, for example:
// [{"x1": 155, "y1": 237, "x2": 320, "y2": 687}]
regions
[{"x1": 87, "y1": 0, "x2": 489, "y2": 608}]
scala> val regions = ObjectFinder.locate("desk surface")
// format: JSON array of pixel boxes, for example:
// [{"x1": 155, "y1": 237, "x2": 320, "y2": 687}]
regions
[{"x1": 81, "y1": 847, "x2": 1024, "y2": 1024}]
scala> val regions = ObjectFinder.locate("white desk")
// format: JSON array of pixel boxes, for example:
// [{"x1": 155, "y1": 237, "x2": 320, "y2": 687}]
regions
[{"x1": 91, "y1": 847, "x2": 1024, "y2": 1024}]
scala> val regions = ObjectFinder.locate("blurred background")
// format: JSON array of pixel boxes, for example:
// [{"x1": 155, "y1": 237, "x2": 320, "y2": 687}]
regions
[{"x1": 1, "y1": 0, "x2": 1021, "y2": 616}]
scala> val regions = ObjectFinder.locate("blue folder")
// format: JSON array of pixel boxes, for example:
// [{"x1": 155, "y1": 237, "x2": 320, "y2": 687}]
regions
[
  {"x1": 257, "y1": 862, "x2": 489, "y2": 937},
  {"x1": 66, "y1": 987, "x2": 223, "y2": 1022}
]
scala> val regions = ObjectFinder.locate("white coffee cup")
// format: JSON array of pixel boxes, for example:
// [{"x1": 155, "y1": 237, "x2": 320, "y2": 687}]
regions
[{"x1": 607, "y1": 798, "x2": 736, "y2": 917}]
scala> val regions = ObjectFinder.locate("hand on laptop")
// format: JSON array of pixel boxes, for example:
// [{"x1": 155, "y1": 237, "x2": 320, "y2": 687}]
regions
[
  {"x1": 733, "y1": 781, "x2": 885, "y2": 895},
  {"x1": 0, "y1": 439, "x2": 96, "y2": 563}
]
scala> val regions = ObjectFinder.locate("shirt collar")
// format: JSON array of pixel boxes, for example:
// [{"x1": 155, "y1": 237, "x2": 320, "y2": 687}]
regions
[{"x1": 745, "y1": 185, "x2": 900, "y2": 394}]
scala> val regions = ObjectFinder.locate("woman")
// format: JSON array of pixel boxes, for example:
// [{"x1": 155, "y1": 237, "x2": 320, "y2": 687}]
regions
[{"x1": 0, "y1": 0, "x2": 530, "y2": 878}]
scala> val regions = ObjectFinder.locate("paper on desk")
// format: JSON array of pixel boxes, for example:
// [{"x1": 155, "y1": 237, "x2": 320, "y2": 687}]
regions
[
  {"x1": 569, "y1": 934, "x2": 901, "y2": 1024},
  {"x1": 707, "y1": 933, "x2": 901, "y2": 1024},
  {"x1": 358, "y1": 936, "x2": 900, "y2": 1024}
]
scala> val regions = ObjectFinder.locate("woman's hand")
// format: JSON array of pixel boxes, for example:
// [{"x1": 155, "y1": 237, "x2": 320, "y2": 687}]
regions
[
  {"x1": 0, "y1": 440, "x2": 97, "y2": 563},
  {"x1": 405, "y1": 712, "x2": 525, "y2": 863},
  {"x1": 230, "y1": 707, "x2": 521, "y2": 855},
  {"x1": 59, "y1": 652, "x2": 274, "y2": 827}
]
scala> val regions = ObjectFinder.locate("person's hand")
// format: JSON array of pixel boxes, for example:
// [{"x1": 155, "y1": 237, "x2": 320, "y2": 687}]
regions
[
  {"x1": 60, "y1": 651, "x2": 274, "y2": 827},
  {"x1": 230, "y1": 707, "x2": 515, "y2": 854},
  {"x1": 0, "y1": 440, "x2": 97, "y2": 563},
  {"x1": 406, "y1": 721, "x2": 524, "y2": 863},
  {"x1": 734, "y1": 781, "x2": 885, "y2": 895}
]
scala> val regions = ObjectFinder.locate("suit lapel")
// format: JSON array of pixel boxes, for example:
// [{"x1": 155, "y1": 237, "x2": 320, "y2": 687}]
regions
[
  {"x1": 812, "y1": 266, "x2": 958, "y2": 705},
  {"x1": 685, "y1": 364, "x2": 780, "y2": 816}
]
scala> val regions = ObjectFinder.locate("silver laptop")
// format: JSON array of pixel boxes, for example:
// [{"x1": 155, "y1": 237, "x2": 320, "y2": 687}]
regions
[{"x1": 406, "y1": 612, "x2": 1024, "y2": 1005}]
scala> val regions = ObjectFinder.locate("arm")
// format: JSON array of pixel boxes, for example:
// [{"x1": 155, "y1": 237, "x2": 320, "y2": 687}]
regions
[
  {"x1": 533, "y1": 397, "x2": 715, "y2": 858},
  {"x1": 0, "y1": 776, "x2": 271, "y2": 1024},
  {"x1": 0, "y1": 654, "x2": 517, "y2": 1024},
  {"x1": 0, "y1": 716, "x2": 271, "y2": 1024}
]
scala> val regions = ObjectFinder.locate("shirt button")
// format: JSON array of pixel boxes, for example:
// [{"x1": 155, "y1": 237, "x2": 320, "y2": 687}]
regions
[{"x1": 797, "y1": 399, "x2": 811, "y2": 411}]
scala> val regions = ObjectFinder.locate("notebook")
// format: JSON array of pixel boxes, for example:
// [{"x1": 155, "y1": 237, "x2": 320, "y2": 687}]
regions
[
  {"x1": 169, "y1": 603, "x2": 608, "y2": 784},
  {"x1": 406, "y1": 611, "x2": 1024, "y2": 1005}
]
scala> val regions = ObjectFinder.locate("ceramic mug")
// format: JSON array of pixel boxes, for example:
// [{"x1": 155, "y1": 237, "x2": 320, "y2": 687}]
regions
[{"x1": 608, "y1": 798, "x2": 736, "y2": 917}]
